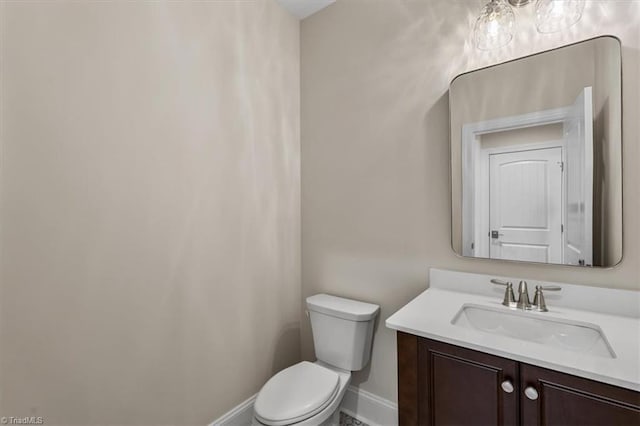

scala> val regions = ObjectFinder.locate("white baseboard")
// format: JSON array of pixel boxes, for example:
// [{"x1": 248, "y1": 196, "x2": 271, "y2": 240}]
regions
[
  {"x1": 209, "y1": 386, "x2": 398, "y2": 426},
  {"x1": 339, "y1": 386, "x2": 398, "y2": 426},
  {"x1": 210, "y1": 394, "x2": 257, "y2": 426}
]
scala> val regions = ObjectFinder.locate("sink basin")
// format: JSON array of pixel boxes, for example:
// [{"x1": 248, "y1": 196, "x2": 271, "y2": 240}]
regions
[{"x1": 451, "y1": 304, "x2": 616, "y2": 358}]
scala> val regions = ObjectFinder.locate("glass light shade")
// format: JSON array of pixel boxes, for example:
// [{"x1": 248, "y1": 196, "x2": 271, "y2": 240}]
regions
[
  {"x1": 474, "y1": 0, "x2": 516, "y2": 50},
  {"x1": 535, "y1": 0, "x2": 585, "y2": 33}
]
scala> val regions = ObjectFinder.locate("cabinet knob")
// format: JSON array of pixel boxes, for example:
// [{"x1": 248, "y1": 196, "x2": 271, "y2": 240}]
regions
[
  {"x1": 501, "y1": 380, "x2": 514, "y2": 393},
  {"x1": 524, "y1": 386, "x2": 539, "y2": 400}
]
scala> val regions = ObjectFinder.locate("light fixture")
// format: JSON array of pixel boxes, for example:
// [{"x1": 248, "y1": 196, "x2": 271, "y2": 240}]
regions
[
  {"x1": 473, "y1": 0, "x2": 516, "y2": 51},
  {"x1": 473, "y1": 0, "x2": 586, "y2": 50},
  {"x1": 535, "y1": 0, "x2": 585, "y2": 33}
]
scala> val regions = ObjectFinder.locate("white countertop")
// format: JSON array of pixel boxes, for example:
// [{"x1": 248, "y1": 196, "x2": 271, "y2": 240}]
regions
[{"x1": 386, "y1": 269, "x2": 640, "y2": 392}]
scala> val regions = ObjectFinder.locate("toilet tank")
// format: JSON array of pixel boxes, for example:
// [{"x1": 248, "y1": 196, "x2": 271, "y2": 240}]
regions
[{"x1": 306, "y1": 294, "x2": 379, "y2": 371}]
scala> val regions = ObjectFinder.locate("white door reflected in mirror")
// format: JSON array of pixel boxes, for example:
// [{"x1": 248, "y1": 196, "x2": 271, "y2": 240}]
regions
[
  {"x1": 489, "y1": 147, "x2": 563, "y2": 263},
  {"x1": 463, "y1": 88, "x2": 593, "y2": 265}
]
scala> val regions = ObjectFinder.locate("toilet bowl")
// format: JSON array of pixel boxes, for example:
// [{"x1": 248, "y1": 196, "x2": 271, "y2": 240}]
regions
[
  {"x1": 252, "y1": 294, "x2": 379, "y2": 426},
  {"x1": 252, "y1": 361, "x2": 351, "y2": 426}
]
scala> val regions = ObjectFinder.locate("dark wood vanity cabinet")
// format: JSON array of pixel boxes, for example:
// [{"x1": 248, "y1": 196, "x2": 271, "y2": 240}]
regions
[
  {"x1": 414, "y1": 334, "x2": 519, "y2": 426},
  {"x1": 520, "y1": 363, "x2": 640, "y2": 426},
  {"x1": 397, "y1": 332, "x2": 640, "y2": 426}
]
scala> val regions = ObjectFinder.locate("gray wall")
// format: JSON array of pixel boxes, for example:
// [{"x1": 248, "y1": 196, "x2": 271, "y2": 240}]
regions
[
  {"x1": 0, "y1": 1, "x2": 300, "y2": 423},
  {"x1": 301, "y1": 0, "x2": 640, "y2": 403}
]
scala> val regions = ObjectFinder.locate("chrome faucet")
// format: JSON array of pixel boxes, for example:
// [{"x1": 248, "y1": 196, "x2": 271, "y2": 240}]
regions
[
  {"x1": 516, "y1": 280, "x2": 532, "y2": 310},
  {"x1": 491, "y1": 278, "x2": 562, "y2": 311}
]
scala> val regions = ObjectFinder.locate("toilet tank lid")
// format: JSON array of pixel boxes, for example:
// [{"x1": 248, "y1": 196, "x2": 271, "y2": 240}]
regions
[{"x1": 306, "y1": 294, "x2": 379, "y2": 322}]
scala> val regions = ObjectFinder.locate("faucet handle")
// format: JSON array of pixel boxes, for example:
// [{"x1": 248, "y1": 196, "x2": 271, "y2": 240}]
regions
[
  {"x1": 532, "y1": 285, "x2": 562, "y2": 312},
  {"x1": 490, "y1": 279, "x2": 516, "y2": 307},
  {"x1": 539, "y1": 285, "x2": 562, "y2": 291}
]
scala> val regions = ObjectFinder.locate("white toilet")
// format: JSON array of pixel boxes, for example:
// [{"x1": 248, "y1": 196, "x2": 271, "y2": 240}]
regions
[{"x1": 252, "y1": 294, "x2": 379, "y2": 426}]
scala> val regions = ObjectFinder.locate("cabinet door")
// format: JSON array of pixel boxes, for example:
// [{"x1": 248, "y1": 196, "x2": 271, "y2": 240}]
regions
[
  {"x1": 520, "y1": 363, "x2": 640, "y2": 426},
  {"x1": 418, "y1": 338, "x2": 519, "y2": 426}
]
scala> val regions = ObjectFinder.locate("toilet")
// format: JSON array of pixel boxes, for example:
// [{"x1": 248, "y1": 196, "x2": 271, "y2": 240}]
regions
[{"x1": 252, "y1": 294, "x2": 379, "y2": 426}]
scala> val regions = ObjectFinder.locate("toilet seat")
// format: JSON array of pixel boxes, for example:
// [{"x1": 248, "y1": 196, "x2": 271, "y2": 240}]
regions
[{"x1": 254, "y1": 361, "x2": 340, "y2": 426}]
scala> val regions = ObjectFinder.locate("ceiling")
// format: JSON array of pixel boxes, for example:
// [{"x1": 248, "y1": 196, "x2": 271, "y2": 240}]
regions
[{"x1": 276, "y1": 0, "x2": 336, "y2": 19}]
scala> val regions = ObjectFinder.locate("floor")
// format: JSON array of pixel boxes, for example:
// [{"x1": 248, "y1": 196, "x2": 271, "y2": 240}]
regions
[{"x1": 339, "y1": 412, "x2": 368, "y2": 426}]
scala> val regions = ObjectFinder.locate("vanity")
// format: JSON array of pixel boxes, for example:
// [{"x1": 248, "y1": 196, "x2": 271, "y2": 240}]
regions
[{"x1": 386, "y1": 269, "x2": 640, "y2": 426}]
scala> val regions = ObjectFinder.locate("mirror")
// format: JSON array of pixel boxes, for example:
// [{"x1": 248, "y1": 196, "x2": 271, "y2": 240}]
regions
[{"x1": 450, "y1": 36, "x2": 622, "y2": 267}]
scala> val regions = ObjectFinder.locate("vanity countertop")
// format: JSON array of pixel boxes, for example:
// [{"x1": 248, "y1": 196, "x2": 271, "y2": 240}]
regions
[{"x1": 386, "y1": 269, "x2": 640, "y2": 392}]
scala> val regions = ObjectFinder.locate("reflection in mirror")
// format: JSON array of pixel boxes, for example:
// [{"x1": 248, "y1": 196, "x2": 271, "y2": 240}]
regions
[{"x1": 450, "y1": 37, "x2": 622, "y2": 267}]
